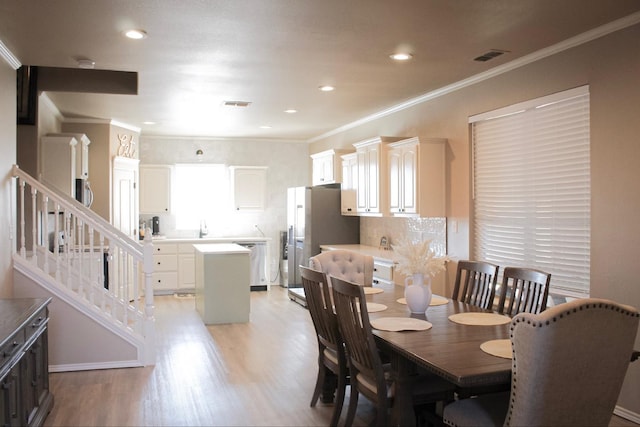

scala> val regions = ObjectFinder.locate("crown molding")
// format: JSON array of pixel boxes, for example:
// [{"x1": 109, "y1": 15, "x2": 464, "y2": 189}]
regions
[
  {"x1": 0, "y1": 39, "x2": 21, "y2": 70},
  {"x1": 63, "y1": 117, "x2": 141, "y2": 133},
  {"x1": 307, "y1": 11, "x2": 640, "y2": 144}
]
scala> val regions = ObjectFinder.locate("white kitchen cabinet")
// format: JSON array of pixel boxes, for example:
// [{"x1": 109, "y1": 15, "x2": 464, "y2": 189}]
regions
[
  {"x1": 311, "y1": 149, "x2": 348, "y2": 186},
  {"x1": 353, "y1": 137, "x2": 404, "y2": 216},
  {"x1": 177, "y1": 243, "x2": 196, "y2": 290},
  {"x1": 230, "y1": 166, "x2": 267, "y2": 211},
  {"x1": 372, "y1": 258, "x2": 394, "y2": 286},
  {"x1": 387, "y1": 137, "x2": 446, "y2": 217},
  {"x1": 340, "y1": 152, "x2": 358, "y2": 215},
  {"x1": 139, "y1": 165, "x2": 172, "y2": 214},
  {"x1": 151, "y1": 242, "x2": 178, "y2": 294}
]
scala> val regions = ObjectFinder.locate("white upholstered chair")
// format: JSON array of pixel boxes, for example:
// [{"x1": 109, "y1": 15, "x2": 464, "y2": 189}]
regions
[
  {"x1": 309, "y1": 249, "x2": 374, "y2": 287},
  {"x1": 443, "y1": 298, "x2": 640, "y2": 427}
]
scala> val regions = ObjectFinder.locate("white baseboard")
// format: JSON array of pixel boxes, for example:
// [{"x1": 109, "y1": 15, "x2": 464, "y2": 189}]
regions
[{"x1": 49, "y1": 359, "x2": 143, "y2": 373}]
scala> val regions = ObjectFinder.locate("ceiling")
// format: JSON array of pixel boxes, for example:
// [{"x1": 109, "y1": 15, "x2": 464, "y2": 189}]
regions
[{"x1": 2, "y1": 1, "x2": 640, "y2": 142}]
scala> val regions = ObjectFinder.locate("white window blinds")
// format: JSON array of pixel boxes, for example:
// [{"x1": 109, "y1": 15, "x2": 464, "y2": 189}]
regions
[{"x1": 470, "y1": 86, "x2": 590, "y2": 297}]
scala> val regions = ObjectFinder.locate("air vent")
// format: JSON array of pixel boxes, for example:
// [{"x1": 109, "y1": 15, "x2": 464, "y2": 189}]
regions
[
  {"x1": 474, "y1": 49, "x2": 508, "y2": 62},
  {"x1": 222, "y1": 100, "x2": 252, "y2": 107}
]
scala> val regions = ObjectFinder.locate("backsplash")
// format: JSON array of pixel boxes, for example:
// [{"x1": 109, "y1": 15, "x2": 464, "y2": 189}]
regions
[{"x1": 360, "y1": 216, "x2": 447, "y2": 256}]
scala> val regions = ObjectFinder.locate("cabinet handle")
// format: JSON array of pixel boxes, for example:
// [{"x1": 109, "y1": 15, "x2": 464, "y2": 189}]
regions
[
  {"x1": 3, "y1": 341, "x2": 20, "y2": 358},
  {"x1": 31, "y1": 316, "x2": 45, "y2": 328}
]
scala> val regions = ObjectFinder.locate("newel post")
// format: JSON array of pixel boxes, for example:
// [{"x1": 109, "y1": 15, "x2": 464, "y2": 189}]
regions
[{"x1": 142, "y1": 230, "x2": 156, "y2": 365}]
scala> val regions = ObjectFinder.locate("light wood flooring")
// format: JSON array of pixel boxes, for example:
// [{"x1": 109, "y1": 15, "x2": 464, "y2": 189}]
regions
[{"x1": 43, "y1": 286, "x2": 637, "y2": 426}]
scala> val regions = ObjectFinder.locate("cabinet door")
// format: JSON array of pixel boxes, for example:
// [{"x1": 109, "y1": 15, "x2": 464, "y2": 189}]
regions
[
  {"x1": 401, "y1": 146, "x2": 418, "y2": 214},
  {"x1": 178, "y1": 254, "x2": 196, "y2": 290},
  {"x1": 341, "y1": 154, "x2": 357, "y2": 215},
  {"x1": 366, "y1": 145, "x2": 380, "y2": 213},
  {"x1": 388, "y1": 149, "x2": 402, "y2": 213},
  {"x1": 231, "y1": 167, "x2": 267, "y2": 211},
  {"x1": 0, "y1": 364, "x2": 22, "y2": 427},
  {"x1": 312, "y1": 155, "x2": 333, "y2": 185},
  {"x1": 139, "y1": 165, "x2": 172, "y2": 214},
  {"x1": 356, "y1": 150, "x2": 369, "y2": 212}
]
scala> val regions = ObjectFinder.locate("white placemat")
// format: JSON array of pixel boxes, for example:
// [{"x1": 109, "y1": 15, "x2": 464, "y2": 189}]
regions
[
  {"x1": 357, "y1": 302, "x2": 387, "y2": 313},
  {"x1": 480, "y1": 339, "x2": 512, "y2": 359},
  {"x1": 363, "y1": 287, "x2": 384, "y2": 295},
  {"x1": 396, "y1": 295, "x2": 449, "y2": 306},
  {"x1": 371, "y1": 317, "x2": 433, "y2": 332},
  {"x1": 448, "y1": 312, "x2": 511, "y2": 326}
]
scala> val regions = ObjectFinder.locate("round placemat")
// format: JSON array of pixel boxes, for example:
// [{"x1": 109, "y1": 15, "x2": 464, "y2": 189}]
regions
[
  {"x1": 357, "y1": 302, "x2": 387, "y2": 313},
  {"x1": 363, "y1": 287, "x2": 384, "y2": 295},
  {"x1": 480, "y1": 339, "x2": 512, "y2": 359},
  {"x1": 448, "y1": 312, "x2": 511, "y2": 326},
  {"x1": 371, "y1": 317, "x2": 433, "y2": 332},
  {"x1": 396, "y1": 295, "x2": 449, "y2": 306}
]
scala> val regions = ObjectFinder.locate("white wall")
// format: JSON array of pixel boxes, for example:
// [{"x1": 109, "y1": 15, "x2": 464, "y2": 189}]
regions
[
  {"x1": 0, "y1": 58, "x2": 16, "y2": 298},
  {"x1": 139, "y1": 136, "x2": 309, "y2": 281}
]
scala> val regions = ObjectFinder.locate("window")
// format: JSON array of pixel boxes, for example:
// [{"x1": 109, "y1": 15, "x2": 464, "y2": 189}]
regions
[
  {"x1": 173, "y1": 164, "x2": 229, "y2": 230},
  {"x1": 470, "y1": 86, "x2": 590, "y2": 297}
]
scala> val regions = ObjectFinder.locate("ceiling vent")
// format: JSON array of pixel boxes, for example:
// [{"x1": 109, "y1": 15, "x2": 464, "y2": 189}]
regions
[
  {"x1": 474, "y1": 49, "x2": 509, "y2": 62},
  {"x1": 222, "y1": 100, "x2": 252, "y2": 107}
]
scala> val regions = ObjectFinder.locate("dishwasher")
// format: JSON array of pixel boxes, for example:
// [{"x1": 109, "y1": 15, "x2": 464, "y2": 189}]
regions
[{"x1": 233, "y1": 241, "x2": 268, "y2": 291}]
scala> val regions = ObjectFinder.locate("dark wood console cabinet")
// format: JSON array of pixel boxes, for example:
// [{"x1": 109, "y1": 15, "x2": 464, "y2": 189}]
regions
[{"x1": 0, "y1": 298, "x2": 53, "y2": 426}]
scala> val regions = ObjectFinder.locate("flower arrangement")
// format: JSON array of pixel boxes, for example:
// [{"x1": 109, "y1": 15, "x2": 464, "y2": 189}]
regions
[{"x1": 392, "y1": 239, "x2": 449, "y2": 277}]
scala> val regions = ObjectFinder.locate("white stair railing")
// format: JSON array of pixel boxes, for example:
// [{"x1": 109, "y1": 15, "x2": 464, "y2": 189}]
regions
[{"x1": 12, "y1": 164, "x2": 155, "y2": 365}]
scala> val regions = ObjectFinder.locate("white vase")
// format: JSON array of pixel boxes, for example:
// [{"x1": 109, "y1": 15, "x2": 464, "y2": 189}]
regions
[{"x1": 404, "y1": 273, "x2": 433, "y2": 314}]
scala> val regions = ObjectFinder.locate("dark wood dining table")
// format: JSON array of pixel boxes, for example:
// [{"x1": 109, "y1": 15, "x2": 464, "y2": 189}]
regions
[{"x1": 365, "y1": 283, "x2": 512, "y2": 426}]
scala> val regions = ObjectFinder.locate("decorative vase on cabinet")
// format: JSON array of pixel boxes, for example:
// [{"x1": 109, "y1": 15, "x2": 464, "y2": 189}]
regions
[{"x1": 404, "y1": 273, "x2": 433, "y2": 314}]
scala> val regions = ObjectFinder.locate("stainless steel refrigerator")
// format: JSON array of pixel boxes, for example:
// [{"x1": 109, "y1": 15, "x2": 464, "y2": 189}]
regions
[{"x1": 286, "y1": 184, "x2": 360, "y2": 289}]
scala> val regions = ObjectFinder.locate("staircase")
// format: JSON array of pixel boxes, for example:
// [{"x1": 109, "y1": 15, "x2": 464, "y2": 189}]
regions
[{"x1": 12, "y1": 165, "x2": 156, "y2": 371}]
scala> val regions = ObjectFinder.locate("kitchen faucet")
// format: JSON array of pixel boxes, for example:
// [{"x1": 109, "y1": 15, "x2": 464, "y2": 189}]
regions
[{"x1": 199, "y1": 220, "x2": 208, "y2": 238}]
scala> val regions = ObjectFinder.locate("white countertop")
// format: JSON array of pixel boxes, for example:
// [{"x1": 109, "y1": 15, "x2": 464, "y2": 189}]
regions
[
  {"x1": 193, "y1": 243, "x2": 252, "y2": 254},
  {"x1": 319, "y1": 244, "x2": 396, "y2": 263},
  {"x1": 152, "y1": 236, "x2": 270, "y2": 244}
]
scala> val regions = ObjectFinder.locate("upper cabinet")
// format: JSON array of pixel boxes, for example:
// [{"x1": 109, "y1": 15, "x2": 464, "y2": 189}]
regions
[
  {"x1": 140, "y1": 165, "x2": 173, "y2": 214},
  {"x1": 311, "y1": 149, "x2": 348, "y2": 186},
  {"x1": 230, "y1": 166, "x2": 267, "y2": 211},
  {"x1": 340, "y1": 152, "x2": 358, "y2": 215},
  {"x1": 353, "y1": 137, "x2": 404, "y2": 216},
  {"x1": 387, "y1": 137, "x2": 446, "y2": 217}
]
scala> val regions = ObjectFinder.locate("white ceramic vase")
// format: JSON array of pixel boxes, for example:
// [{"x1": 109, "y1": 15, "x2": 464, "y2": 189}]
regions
[{"x1": 404, "y1": 273, "x2": 433, "y2": 314}]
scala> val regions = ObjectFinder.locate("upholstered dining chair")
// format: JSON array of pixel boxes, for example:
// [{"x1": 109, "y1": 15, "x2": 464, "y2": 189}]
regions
[
  {"x1": 299, "y1": 265, "x2": 347, "y2": 427},
  {"x1": 309, "y1": 249, "x2": 374, "y2": 287},
  {"x1": 451, "y1": 260, "x2": 500, "y2": 310},
  {"x1": 443, "y1": 298, "x2": 640, "y2": 427},
  {"x1": 331, "y1": 275, "x2": 456, "y2": 427},
  {"x1": 496, "y1": 267, "x2": 551, "y2": 317}
]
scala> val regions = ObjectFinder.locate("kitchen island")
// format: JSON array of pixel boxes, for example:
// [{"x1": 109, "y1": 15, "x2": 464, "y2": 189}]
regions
[{"x1": 194, "y1": 243, "x2": 251, "y2": 324}]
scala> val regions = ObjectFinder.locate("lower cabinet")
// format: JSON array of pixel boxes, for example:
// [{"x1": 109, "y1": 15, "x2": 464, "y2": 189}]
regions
[
  {"x1": 0, "y1": 298, "x2": 53, "y2": 427},
  {"x1": 177, "y1": 244, "x2": 196, "y2": 291}
]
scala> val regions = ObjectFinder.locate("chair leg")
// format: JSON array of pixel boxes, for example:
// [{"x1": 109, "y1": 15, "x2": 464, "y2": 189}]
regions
[
  {"x1": 330, "y1": 372, "x2": 347, "y2": 427},
  {"x1": 344, "y1": 386, "x2": 359, "y2": 427},
  {"x1": 310, "y1": 360, "x2": 327, "y2": 407}
]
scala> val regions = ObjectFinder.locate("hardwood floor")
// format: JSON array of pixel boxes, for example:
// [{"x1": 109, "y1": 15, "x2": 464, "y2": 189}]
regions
[
  {"x1": 43, "y1": 287, "x2": 638, "y2": 426},
  {"x1": 43, "y1": 287, "x2": 374, "y2": 426}
]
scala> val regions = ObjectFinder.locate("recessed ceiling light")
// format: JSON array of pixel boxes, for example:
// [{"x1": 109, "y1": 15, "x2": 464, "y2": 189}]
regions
[
  {"x1": 260, "y1": 125, "x2": 272, "y2": 129},
  {"x1": 125, "y1": 29, "x2": 147, "y2": 40},
  {"x1": 284, "y1": 109, "x2": 297, "y2": 114},
  {"x1": 319, "y1": 85, "x2": 335, "y2": 92},
  {"x1": 143, "y1": 121, "x2": 156, "y2": 125},
  {"x1": 390, "y1": 53, "x2": 413, "y2": 61}
]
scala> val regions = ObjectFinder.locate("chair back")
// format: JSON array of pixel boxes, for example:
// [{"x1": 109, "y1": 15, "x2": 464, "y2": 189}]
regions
[
  {"x1": 300, "y1": 265, "x2": 341, "y2": 353},
  {"x1": 451, "y1": 260, "x2": 499, "y2": 310},
  {"x1": 497, "y1": 267, "x2": 551, "y2": 317},
  {"x1": 506, "y1": 298, "x2": 639, "y2": 427},
  {"x1": 330, "y1": 276, "x2": 388, "y2": 405},
  {"x1": 310, "y1": 250, "x2": 374, "y2": 287}
]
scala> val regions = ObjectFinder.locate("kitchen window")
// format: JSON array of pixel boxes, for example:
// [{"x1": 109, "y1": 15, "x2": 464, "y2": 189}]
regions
[
  {"x1": 470, "y1": 86, "x2": 590, "y2": 298},
  {"x1": 173, "y1": 164, "x2": 229, "y2": 230}
]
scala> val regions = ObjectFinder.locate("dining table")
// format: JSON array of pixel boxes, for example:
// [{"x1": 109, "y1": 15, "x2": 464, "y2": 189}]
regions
[{"x1": 363, "y1": 282, "x2": 513, "y2": 426}]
